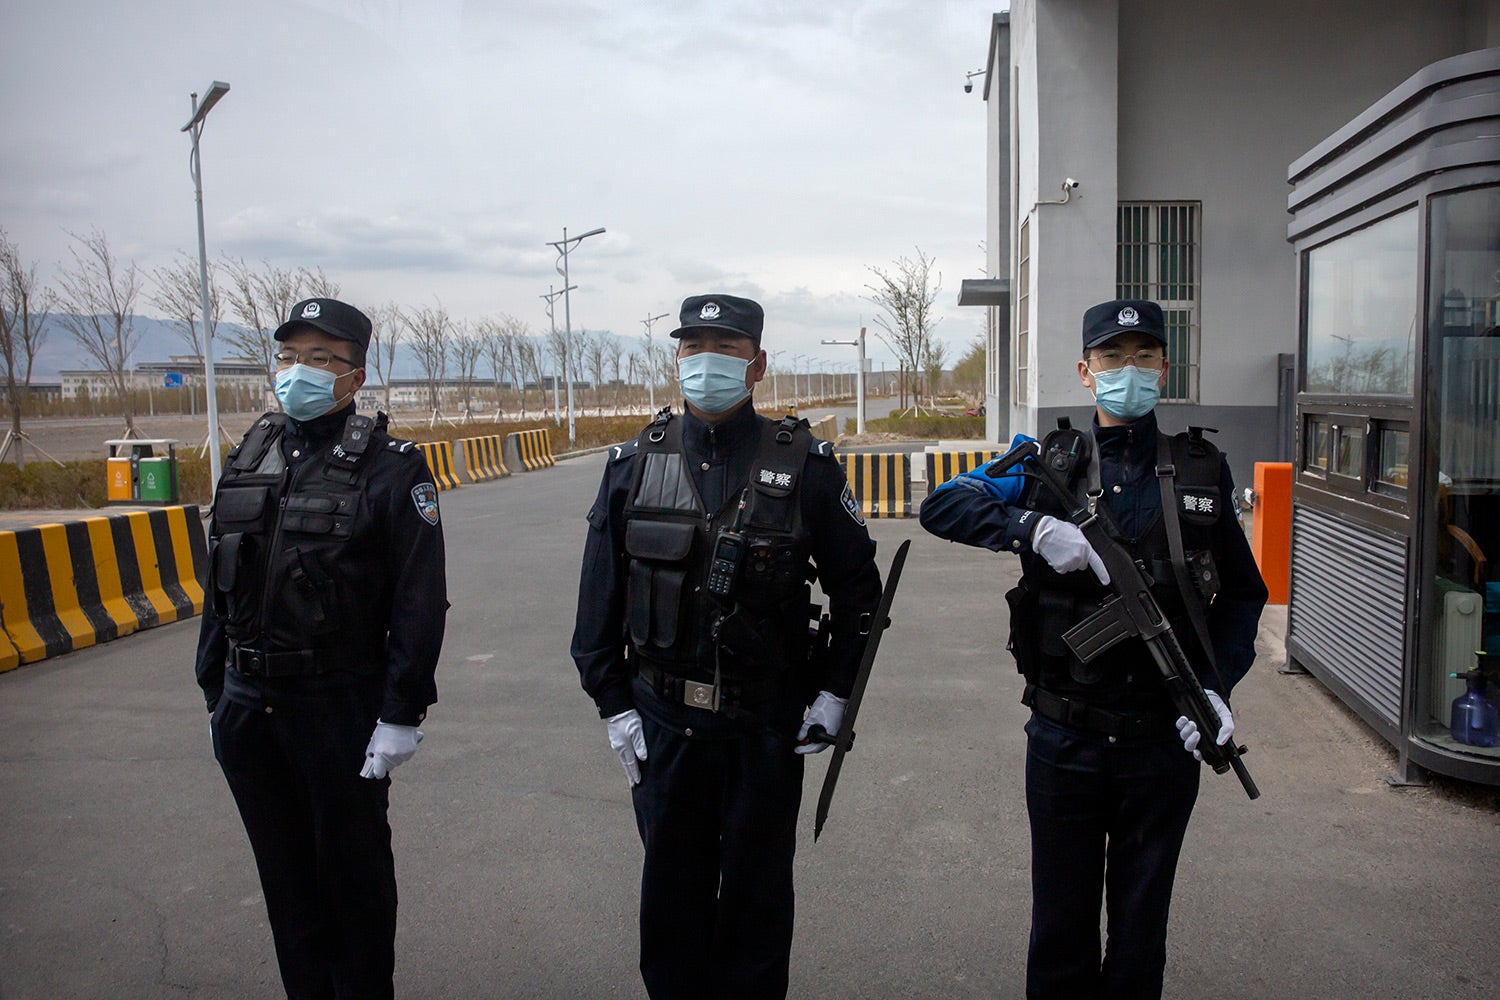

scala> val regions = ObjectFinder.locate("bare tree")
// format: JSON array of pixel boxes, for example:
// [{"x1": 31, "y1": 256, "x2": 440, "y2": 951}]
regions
[
  {"x1": 582, "y1": 329, "x2": 609, "y2": 415},
  {"x1": 150, "y1": 251, "x2": 223, "y2": 414},
  {"x1": 403, "y1": 302, "x2": 450, "y2": 413},
  {"x1": 222, "y1": 258, "x2": 342, "y2": 381},
  {"x1": 514, "y1": 335, "x2": 548, "y2": 418},
  {"x1": 866, "y1": 247, "x2": 941, "y2": 413},
  {"x1": 55, "y1": 229, "x2": 142, "y2": 435},
  {"x1": 546, "y1": 327, "x2": 569, "y2": 420},
  {"x1": 450, "y1": 319, "x2": 485, "y2": 421},
  {"x1": 924, "y1": 338, "x2": 949, "y2": 403},
  {"x1": 606, "y1": 332, "x2": 625, "y2": 410},
  {"x1": 1, "y1": 228, "x2": 55, "y2": 466},
  {"x1": 364, "y1": 301, "x2": 404, "y2": 414}
]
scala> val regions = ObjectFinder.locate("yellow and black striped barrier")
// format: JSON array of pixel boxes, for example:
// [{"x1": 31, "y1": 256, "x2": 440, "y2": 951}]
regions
[
  {"x1": 0, "y1": 506, "x2": 207, "y2": 672},
  {"x1": 415, "y1": 441, "x2": 463, "y2": 491},
  {"x1": 837, "y1": 453, "x2": 912, "y2": 519},
  {"x1": 926, "y1": 451, "x2": 1001, "y2": 490},
  {"x1": 504, "y1": 428, "x2": 556, "y2": 472},
  {"x1": 457, "y1": 434, "x2": 510, "y2": 483}
]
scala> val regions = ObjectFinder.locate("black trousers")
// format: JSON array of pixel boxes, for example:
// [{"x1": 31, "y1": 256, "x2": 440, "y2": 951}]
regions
[
  {"x1": 1023, "y1": 712, "x2": 1201, "y2": 1000},
  {"x1": 630, "y1": 705, "x2": 806, "y2": 1000},
  {"x1": 213, "y1": 691, "x2": 397, "y2": 1000}
]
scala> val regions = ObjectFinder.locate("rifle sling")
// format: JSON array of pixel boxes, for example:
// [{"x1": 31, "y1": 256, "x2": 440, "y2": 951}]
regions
[{"x1": 1155, "y1": 433, "x2": 1219, "y2": 678}]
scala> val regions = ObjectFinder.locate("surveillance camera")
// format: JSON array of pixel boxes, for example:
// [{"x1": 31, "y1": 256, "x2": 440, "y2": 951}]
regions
[
  {"x1": 1063, "y1": 178, "x2": 1080, "y2": 190},
  {"x1": 964, "y1": 80, "x2": 973, "y2": 94}
]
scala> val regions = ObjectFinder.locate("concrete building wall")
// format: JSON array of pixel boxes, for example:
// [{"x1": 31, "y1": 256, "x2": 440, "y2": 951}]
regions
[{"x1": 999, "y1": 0, "x2": 1500, "y2": 481}]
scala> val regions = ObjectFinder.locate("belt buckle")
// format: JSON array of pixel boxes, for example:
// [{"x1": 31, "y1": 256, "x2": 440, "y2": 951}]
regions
[
  {"x1": 236, "y1": 649, "x2": 266, "y2": 676},
  {"x1": 682, "y1": 680, "x2": 718, "y2": 711}
]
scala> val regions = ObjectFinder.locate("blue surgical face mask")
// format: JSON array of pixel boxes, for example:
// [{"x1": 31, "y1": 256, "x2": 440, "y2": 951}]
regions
[
  {"x1": 678, "y1": 352, "x2": 752, "y2": 414},
  {"x1": 1091, "y1": 365, "x2": 1161, "y2": 420},
  {"x1": 275, "y1": 364, "x2": 353, "y2": 421}
]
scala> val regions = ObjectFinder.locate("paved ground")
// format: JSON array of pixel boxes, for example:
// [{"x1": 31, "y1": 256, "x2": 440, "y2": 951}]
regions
[{"x1": 1, "y1": 453, "x2": 1497, "y2": 999}]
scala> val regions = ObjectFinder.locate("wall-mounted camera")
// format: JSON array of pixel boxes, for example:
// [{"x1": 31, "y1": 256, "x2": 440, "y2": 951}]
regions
[{"x1": 1063, "y1": 178, "x2": 1080, "y2": 190}]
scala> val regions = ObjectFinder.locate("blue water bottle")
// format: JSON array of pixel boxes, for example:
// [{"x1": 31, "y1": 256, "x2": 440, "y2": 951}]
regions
[{"x1": 1449, "y1": 651, "x2": 1499, "y2": 748}]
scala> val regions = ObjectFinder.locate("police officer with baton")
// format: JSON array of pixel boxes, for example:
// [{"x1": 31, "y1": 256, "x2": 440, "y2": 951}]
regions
[{"x1": 571, "y1": 293, "x2": 882, "y2": 999}]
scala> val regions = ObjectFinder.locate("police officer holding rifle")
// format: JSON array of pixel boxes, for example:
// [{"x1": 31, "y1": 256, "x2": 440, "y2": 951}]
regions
[{"x1": 920, "y1": 299, "x2": 1267, "y2": 999}]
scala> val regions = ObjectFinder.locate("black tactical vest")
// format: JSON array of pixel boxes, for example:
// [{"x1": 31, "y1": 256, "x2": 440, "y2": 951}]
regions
[
  {"x1": 209, "y1": 410, "x2": 391, "y2": 665},
  {"x1": 1012, "y1": 422, "x2": 1224, "y2": 710},
  {"x1": 622, "y1": 413, "x2": 816, "y2": 683}
]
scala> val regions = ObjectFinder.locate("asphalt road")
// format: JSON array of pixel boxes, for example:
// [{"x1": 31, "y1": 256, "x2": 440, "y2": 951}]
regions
[{"x1": 1, "y1": 454, "x2": 1498, "y2": 999}]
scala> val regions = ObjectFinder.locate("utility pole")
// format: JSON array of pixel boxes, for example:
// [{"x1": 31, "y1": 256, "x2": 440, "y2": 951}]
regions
[
  {"x1": 641, "y1": 310, "x2": 669, "y2": 413},
  {"x1": 822, "y1": 326, "x2": 868, "y2": 434}
]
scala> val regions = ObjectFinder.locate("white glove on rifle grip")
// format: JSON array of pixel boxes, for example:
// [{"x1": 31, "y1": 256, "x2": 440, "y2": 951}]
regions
[
  {"x1": 606, "y1": 709, "x2": 648, "y2": 786},
  {"x1": 361, "y1": 721, "x2": 423, "y2": 779},
  {"x1": 1175, "y1": 690, "x2": 1234, "y2": 761},
  {"x1": 1029, "y1": 515, "x2": 1110, "y2": 585},
  {"x1": 796, "y1": 691, "x2": 849, "y2": 755}
]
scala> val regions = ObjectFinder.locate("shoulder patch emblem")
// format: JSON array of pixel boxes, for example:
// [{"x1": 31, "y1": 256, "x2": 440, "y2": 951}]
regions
[
  {"x1": 840, "y1": 483, "x2": 865, "y2": 526},
  {"x1": 412, "y1": 482, "x2": 440, "y2": 526}
]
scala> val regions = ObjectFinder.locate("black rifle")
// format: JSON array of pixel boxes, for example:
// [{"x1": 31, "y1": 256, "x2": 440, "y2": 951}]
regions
[
  {"x1": 988, "y1": 440, "x2": 1260, "y2": 799},
  {"x1": 803, "y1": 538, "x2": 911, "y2": 839}
]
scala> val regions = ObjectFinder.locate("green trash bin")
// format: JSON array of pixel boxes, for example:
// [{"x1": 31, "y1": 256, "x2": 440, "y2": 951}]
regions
[{"x1": 137, "y1": 456, "x2": 177, "y2": 503}]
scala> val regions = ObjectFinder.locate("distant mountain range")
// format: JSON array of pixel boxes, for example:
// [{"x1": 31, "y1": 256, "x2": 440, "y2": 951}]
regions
[{"x1": 15, "y1": 314, "x2": 592, "y2": 383}]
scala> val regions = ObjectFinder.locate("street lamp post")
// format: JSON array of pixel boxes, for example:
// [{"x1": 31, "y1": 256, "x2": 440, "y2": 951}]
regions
[
  {"x1": 540, "y1": 285, "x2": 571, "y2": 423},
  {"x1": 546, "y1": 225, "x2": 606, "y2": 444},
  {"x1": 181, "y1": 79, "x2": 230, "y2": 489},
  {"x1": 641, "y1": 310, "x2": 669, "y2": 413},
  {"x1": 821, "y1": 326, "x2": 867, "y2": 434}
]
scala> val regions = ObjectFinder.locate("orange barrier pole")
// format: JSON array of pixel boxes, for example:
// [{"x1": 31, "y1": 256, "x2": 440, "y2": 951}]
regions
[{"x1": 1251, "y1": 461, "x2": 1293, "y2": 605}]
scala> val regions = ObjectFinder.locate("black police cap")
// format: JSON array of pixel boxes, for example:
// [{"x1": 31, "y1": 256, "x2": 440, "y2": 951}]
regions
[
  {"x1": 1081, "y1": 299, "x2": 1167, "y2": 352},
  {"x1": 669, "y1": 294, "x2": 764, "y2": 348},
  {"x1": 274, "y1": 298, "x2": 373, "y2": 352}
]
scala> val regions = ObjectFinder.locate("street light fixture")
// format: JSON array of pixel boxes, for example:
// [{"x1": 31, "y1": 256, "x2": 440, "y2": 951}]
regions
[
  {"x1": 546, "y1": 225, "x2": 606, "y2": 444},
  {"x1": 181, "y1": 79, "x2": 230, "y2": 489},
  {"x1": 640, "y1": 310, "x2": 669, "y2": 413},
  {"x1": 822, "y1": 326, "x2": 868, "y2": 434}
]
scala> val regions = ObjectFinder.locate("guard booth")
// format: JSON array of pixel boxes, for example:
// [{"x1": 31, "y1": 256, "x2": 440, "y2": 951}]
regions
[
  {"x1": 1285, "y1": 47, "x2": 1500, "y2": 784},
  {"x1": 105, "y1": 438, "x2": 181, "y2": 505}
]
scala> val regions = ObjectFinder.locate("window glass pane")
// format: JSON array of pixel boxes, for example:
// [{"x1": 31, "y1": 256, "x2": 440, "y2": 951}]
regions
[
  {"x1": 1305, "y1": 417, "x2": 1329, "y2": 472},
  {"x1": 1305, "y1": 209, "x2": 1417, "y2": 394},
  {"x1": 1377, "y1": 427, "x2": 1408, "y2": 487},
  {"x1": 1333, "y1": 423, "x2": 1364, "y2": 478}
]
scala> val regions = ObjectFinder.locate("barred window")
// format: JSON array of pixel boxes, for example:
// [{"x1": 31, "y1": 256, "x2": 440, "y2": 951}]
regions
[
  {"x1": 1016, "y1": 216, "x2": 1031, "y2": 404},
  {"x1": 1117, "y1": 202, "x2": 1200, "y2": 402}
]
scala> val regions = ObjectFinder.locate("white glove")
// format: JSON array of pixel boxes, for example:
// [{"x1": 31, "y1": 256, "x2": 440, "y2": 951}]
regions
[
  {"x1": 796, "y1": 691, "x2": 849, "y2": 755},
  {"x1": 1029, "y1": 515, "x2": 1110, "y2": 584},
  {"x1": 1175, "y1": 690, "x2": 1234, "y2": 761},
  {"x1": 360, "y1": 721, "x2": 423, "y2": 779},
  {"x1": 606, "y1": 709, "x2": 648, "y2": 786}
]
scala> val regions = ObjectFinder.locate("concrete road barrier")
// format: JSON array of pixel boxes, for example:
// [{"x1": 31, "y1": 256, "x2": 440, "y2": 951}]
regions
[
  {"x1": 504, "y1": 428, "x2": 556, "y2": 472},
  {"x1": 925, "y1": 451, "x2": 1001, "y2": 490},
  {"x1": 838, "y1": 452, "x2": 912, "y2": 519},
  {"x1": 416, "y1": 441, "x2": 463, "y2": 491},
  {"x1": 0, "y1": 505, "x2": 207, "y2": 672},
  {"x1": 458, "y1": 434, "x2": 510, "y2": 483}
]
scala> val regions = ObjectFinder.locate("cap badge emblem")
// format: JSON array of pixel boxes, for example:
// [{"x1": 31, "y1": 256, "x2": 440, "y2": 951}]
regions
[
  {"x1": 301, "y1": 302, "x2": 322, "y2": 319},
  {"x1": 699, "y1": 302, "x2": 721, "y2": 320},
  {"x1": 1117, "y1": 307, "x2": 1140, "y2": 327}
]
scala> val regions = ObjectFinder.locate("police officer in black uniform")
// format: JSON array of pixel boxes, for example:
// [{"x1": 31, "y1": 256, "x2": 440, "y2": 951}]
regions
[
  {"x1": 920, "y1": 299, "x2": 1267, "y2": 1000},
  {"x1": 571, "y1": 293, "x2": 882, "y2": 999},
  {"x1": 196, "y1": 297, "x2": 447, "y2": 1000}
]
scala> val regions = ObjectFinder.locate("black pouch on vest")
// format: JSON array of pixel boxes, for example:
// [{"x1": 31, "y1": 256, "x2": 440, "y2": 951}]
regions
[
  {"x1": 281, "y1": 493, "x2": 357, "y2": 537},
  {"x1": 1005, "y1": 581, "x2": 1037, "y2": 679},
  {"x1": 624, "y1": 520, "x2": 695, "y2": 649},
  {"x1": 215, "y1": 485, "x2": 270, "y2": 530}
]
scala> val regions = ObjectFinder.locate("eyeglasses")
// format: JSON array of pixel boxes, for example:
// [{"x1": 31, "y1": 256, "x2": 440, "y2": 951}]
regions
[
  {"x1": 1088, "y1": 349, "x2": 1165, "y2": 372},
  {"x1": 274, "y1": 348, "x2": 355, "y2": 370}
]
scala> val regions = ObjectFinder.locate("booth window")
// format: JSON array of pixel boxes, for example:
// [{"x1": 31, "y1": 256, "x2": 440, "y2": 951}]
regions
[
  {"x1": 1305, "y1": 208, "x2": 1418, "y2": 395},
  {"x1": 1118, "y1": 201, "x2": 1200, "y2": 402},
  {"x1": 1374, "y1": 423, "x2": 1410, "y2": 494}
]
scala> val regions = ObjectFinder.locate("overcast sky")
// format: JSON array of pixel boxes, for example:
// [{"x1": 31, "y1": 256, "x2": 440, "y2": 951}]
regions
[{"x1": 1, "y1": 0, "x2": 1004, "y2": 370}]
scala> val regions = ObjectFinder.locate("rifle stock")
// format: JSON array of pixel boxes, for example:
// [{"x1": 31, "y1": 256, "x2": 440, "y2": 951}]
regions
[{"x1": 990, "y1": 439, "x2": 1260, "y2": 800}]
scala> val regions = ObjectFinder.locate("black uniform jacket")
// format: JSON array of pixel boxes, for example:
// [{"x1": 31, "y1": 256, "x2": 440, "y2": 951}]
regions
[
  {"x1": 571, "y1": 402, "x2": 883, "y2": 720},
  {"x1": 920, "y1": 410, "x2": 1266, "y2": 697},
  {"x1": 194, "y1": 406, "x2": 448, "y2": 726}
]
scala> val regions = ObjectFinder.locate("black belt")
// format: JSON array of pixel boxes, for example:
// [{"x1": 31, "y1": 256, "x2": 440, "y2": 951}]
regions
[
  {"x1": 229, "y1": 645, "x2": 345, "y2": 678},
  {"x1": 1023, "y1": 684, "x2": 1173, "y2": 740},
  {"x1": 635, "y1": 660, "x2": 782, "y2": 710}
]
